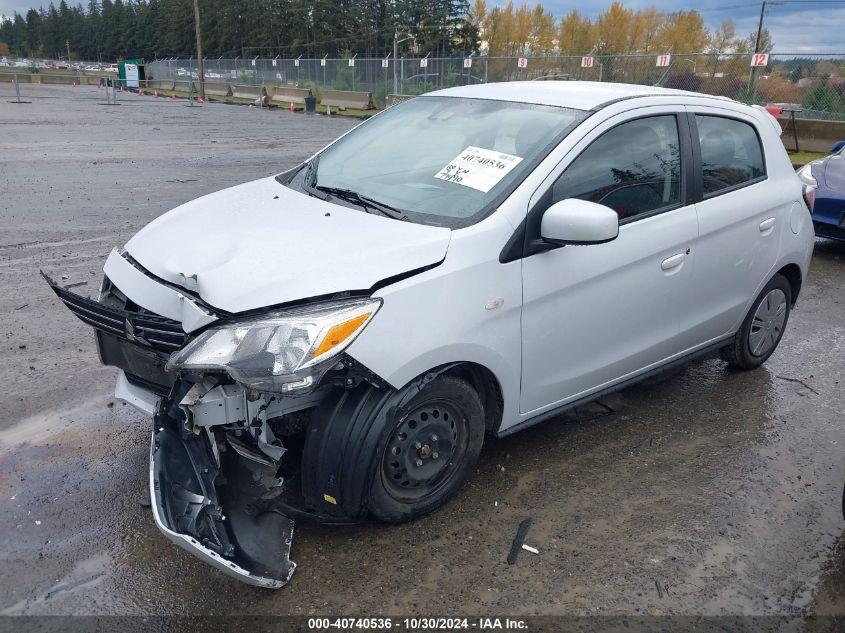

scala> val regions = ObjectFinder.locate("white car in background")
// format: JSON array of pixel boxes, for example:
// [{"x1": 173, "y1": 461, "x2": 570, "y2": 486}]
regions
[{"x1": 47, "y1": 81, "x2": 814, "y2": 588}]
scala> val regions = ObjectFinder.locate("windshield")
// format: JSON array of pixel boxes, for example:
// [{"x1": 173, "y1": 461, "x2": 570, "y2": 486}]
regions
[{"x1": 287, "y1": 96, "x2": 588, "y2": 227}]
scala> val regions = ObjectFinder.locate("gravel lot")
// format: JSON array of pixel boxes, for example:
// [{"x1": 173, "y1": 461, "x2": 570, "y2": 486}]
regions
[{"x1": 0, "y1": 82, "x2": 843, "y2": 624}]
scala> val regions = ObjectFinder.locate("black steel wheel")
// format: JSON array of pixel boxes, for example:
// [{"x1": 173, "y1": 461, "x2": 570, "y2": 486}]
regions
[
  {"x1": 368, "y1": 375, "x2": 484, "y2": 522},
  {"x1": 381, "y1": 398, "x2": 466, "y2": 502}
]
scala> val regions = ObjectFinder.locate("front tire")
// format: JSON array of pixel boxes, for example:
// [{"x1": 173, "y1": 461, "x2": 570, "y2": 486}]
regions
[
  {"x1": 368, "y1": 375, "x2": 484, "y2": 523},
  {"x1": 302, "y1": 374, "x2": 485, "y2": 523},
  {"x1": 721, "y1": 274, "x2": 792, "y2": 370}
]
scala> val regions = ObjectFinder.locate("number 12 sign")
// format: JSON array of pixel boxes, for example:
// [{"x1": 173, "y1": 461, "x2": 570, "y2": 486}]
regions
[{"x1": 751, "y1": 53, "x2": 770, "y2": 67}]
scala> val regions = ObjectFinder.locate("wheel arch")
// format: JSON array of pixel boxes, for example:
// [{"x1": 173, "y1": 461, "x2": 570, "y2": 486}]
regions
[
  {"x1": 398, "y1": 361, "x2": 505, "y2": 435},
  {"x1": 348, "y1": 343, "x2": 517, "y2": 433},
  {"x1": 776, "y1": 262, "x2": 802, "y2": 306}
]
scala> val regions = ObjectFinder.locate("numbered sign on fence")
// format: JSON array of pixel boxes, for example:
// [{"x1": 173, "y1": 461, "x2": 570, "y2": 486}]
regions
[
  {"x1": 463, "y1": 57, "x2": 472, "y2": 69},
  {"x1": 517, "y1": 57, "x2": 527, "y2": 69},
  {"x1": 271, "y1": 58, "x2": 277, "y2": 67},
  {"x1": 382, "y1": 58, "x2": 389, "y2": 68},
  {"x1": 420, "y1": 58, "x2": 428, "y2": 68},
  {"x1": 581, "y1": 56, "x2": 594, "y2": 68},
  {"x1": 321, "y1": 58, "x2": 326, "y2": 67},
  {"x1": 348, "y1": 58, "x2": 355, "y2": 67},
  {"x1": 656, "y1": 54, "x2": 671, "y2": 67},
  {"x1": 294, "y1": 59, "x2": 300, "y2": 67},
  {"x1": 251, "y1": 58, "x2": 256, "y2": 67},
  {"x1": 751, "y1": 53, "x2": 770, "y2": 67}
]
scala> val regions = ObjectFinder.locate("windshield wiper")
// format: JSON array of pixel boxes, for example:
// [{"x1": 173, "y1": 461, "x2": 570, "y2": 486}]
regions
[{"x1": 315, "y1": 185, "x2": 408, "y2": 221}]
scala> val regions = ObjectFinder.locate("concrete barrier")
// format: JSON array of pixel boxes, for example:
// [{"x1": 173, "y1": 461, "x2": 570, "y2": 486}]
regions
[
  {"x1": 319, "y1": 89, "x2": 374, "y2": 110},
  {"x1": 0, "y1": 72, "x2": 32, "y2": 83},
  {"x1": 203, "y1": 81, "x2": 232, "y2": 98},
  {"x1": 778, "y1": 116, "x2": 845, "y2": 152},
  {"x1": 146, "y1": 78, "x2": 176, "y2": 91},
  {"x1": 269, "y1": 85, "x2": 311, "y2": 106},
  {"x1": 173, "y1": 80, "x2": 195, "y2": 94},
  {"x1": 231, "y1": 83, "x2": 268, "y2": 105},
  {"x1": 40, "y1": 74, "x2": 79, "y2": 85},
  {"x1": 386, "y1": 93, "x2": 414, "y2": 107}
]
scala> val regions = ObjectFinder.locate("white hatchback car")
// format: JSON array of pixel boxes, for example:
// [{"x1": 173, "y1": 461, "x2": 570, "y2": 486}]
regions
[{"x1": 47, "y1": 81, "x2": 814, "y2": 587}]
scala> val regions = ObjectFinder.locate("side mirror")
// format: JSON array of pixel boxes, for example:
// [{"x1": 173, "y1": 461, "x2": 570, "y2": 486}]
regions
[{"x1": 540, "y1": 199, "x2": 619, "y2": 246}]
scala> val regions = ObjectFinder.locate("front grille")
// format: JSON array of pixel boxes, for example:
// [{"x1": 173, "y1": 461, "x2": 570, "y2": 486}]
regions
[
  {"x1": 125, "y1": 371, "x2": 173, "y2": 397},
  {"x1": 43, "y1": 272, "x2": 188, "y2": 354}
]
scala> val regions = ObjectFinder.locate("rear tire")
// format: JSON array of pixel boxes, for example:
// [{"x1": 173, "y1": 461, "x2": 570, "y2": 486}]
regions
[{"x1": 721, "y1": 274, "x2": 792, "y2": 370}]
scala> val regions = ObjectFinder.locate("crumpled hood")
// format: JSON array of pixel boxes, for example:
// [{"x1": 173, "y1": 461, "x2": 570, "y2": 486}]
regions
[{"x1": 124, "y1": 176, "x2": 451, "y2": 314}]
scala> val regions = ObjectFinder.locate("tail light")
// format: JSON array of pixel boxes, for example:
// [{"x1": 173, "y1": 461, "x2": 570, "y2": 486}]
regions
[
  {"x1": 802, "y1": 185, "x2": 816, "y2": 212},
  {"x1": 796, "y1": 163, "x2": 818, "y2": 212}
]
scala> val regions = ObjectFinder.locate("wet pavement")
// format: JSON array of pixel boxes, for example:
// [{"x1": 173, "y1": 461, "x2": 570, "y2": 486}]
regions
[{"x1": 0, "y1": 84, "x2": 843, "y2": 621}]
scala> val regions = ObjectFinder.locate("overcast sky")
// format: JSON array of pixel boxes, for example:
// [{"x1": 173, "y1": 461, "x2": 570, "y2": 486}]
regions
[{"x1": 1, "y1": 0, "x2": 843, "y2": 54}]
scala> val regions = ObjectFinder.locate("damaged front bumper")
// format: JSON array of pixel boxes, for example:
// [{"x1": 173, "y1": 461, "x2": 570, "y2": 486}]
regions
[
  {"x1": 149, "y1": 405, "x2": 296, "y2": 589},
  {"x1": 44, "y1": 267, "x2": 307, "y2": 589}
]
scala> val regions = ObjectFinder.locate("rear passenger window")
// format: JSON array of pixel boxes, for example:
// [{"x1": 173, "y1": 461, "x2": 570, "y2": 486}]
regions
[
  {"x1": 696, "y1": 115, "x2": 765, "y2": 196},
  {"x1": 551, "y1": 115, "x2": 681, "y2": 222}
]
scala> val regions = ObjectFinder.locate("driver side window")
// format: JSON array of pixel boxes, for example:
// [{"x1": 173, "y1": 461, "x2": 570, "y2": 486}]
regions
[{"x1": 551, "y1": 115, "x2": 682, "y2": 223}]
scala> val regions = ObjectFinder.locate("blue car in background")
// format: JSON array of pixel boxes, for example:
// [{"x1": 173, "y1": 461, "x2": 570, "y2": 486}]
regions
[{"x1": 797, "y1": 141, "x2": 845, "y2": 241}]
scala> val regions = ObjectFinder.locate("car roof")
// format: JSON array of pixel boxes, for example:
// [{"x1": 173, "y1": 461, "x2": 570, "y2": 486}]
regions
[{"x1": 426, "y1": 80, "x2": 733, "y2": 111}]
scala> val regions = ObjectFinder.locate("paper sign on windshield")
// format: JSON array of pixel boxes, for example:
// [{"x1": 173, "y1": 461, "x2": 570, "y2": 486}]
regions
[{"x1": 435, "y1": 147, "x2": 523, "y2": 192}]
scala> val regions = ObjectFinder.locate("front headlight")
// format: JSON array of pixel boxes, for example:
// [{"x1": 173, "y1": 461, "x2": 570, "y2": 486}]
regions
[{"x1": 166, "y1": 297, "x2": 381, "y2": 393}]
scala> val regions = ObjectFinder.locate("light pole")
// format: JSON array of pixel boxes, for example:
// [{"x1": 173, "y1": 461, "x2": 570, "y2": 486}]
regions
[
  {"x1": 393, "y1": 29, "x2": 415, "y2": 94},
  {"x1": 193, "y1": 0, "x2": 205, "y2": 99},
  {"x1": 747, "y1": 1, "x2": 776, "y2": 96}
]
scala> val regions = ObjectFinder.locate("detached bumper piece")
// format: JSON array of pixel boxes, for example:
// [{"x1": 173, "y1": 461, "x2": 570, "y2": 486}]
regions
[{"x1": 150, "y1": 400, "x2": 296, "y2": 589}]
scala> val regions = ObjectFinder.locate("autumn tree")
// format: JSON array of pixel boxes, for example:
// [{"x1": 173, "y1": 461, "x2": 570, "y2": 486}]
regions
[
  {"x1": 655, "y1": 10, "x2": 709, "y2": 54},
  {"x1": 558, "y1": 9, "x2": 594, "y2": 57}
]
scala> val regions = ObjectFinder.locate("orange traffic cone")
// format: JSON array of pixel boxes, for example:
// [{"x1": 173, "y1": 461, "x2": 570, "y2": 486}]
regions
[
  {"x1": 154, "y1": 90, "x2": 159, "y2": 98},
  {"x1": 197, "y1": 97, "x2": 204, "y2": 104},
  {"x1": 290, "y1": 101, "x2": 294, "y2": 112},
  {"x1": 170, "y1": 92, "x2": 176, "y2": 100},
  {"x1": 72, "y1": 81, "x2": 77, "y2": 87}
]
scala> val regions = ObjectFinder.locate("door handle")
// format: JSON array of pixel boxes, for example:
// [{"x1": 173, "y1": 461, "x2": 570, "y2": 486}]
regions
[
  {"x1": 759, "y1": 217, "x2": 776, "y2": 234},
  {"x1": 661, "y1": 253, "x2": 685, "y2": 271}
]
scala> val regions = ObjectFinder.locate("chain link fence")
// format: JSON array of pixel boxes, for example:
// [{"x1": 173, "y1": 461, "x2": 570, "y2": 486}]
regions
[
  {"x1": 139, "y1": 53, "x2": 845, "y2": 119},
  {"x1": 5, "y1": 53, "x2": 845, "y2": 120}
]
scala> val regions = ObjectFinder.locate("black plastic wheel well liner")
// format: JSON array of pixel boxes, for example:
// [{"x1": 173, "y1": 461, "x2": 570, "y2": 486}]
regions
[
  {"x1": 301, "y1": 363, "x2": 496, "y2": 519},
  {"x1": 301, "y1": 382, "x2": 409, "y2": 520},
  {"x1": 776, "y1": 263, "x2": 802, "y2": 306},
  {"x1": 433, "y1": 362, "x2": 503, "y2": 435}
]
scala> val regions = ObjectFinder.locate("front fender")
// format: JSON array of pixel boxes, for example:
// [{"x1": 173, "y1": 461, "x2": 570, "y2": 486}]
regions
[{"x1": 346, "y1": 214, "x2": 523, "y2": 429}]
